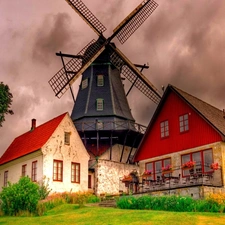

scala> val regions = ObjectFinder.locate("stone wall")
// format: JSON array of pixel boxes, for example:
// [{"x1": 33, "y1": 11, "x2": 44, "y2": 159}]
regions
[
  {"x1": 95, "y1": 159, "x2": 139, "y2": 195},
  {"x1": 135, "y1": 186, "x2": 225, "y2": 199}
]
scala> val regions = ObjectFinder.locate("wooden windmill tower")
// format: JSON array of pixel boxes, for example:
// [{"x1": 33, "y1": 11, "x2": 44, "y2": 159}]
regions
[{"x1": 49, "y1": 0, "x2": 161, "y2": 164}]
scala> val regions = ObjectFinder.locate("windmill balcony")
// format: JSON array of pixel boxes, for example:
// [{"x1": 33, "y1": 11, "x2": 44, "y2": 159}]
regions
[
  {"x1": 119, "y1": 162, "x2": 223, "y2": 195},
  {"x1": 74, "y1": 120, "x2": 146, "y2": 133}
]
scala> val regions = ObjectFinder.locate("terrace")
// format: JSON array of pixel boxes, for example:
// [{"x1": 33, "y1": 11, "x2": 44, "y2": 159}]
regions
[{"x1": 120, "y1": 162, "x2": 222, "y2": 195}]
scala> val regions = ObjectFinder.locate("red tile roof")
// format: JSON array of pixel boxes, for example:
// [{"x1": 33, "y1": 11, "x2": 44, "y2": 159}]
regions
[{"x1": 0, "y1": 112, "x2": 67, "y2": 165}]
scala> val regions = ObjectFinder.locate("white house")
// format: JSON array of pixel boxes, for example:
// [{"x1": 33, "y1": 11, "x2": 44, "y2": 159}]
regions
[{"x1": 0, "y1": 112, "x2": 90, "y2": 193}]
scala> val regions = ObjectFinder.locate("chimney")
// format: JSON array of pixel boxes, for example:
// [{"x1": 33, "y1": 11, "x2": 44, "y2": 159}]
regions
[{"x1": 31, "y1": 119, "x2": 36, "y2": 131}]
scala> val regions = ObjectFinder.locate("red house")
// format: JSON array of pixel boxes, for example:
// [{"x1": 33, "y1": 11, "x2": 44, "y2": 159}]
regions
[{"x1": 134, "y1": 85, "x2": 225, "y2": 198}]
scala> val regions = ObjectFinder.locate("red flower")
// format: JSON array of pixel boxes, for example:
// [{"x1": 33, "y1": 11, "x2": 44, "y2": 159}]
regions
[
  {"x1": 210, "y1": 162, "x2": 219, "y2": 170},
  {"x1": 182, "y1": 161, "x2": 196, "y2": 169}
]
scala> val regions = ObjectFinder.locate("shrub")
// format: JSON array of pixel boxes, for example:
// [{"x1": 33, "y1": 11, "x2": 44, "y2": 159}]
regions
[
  {"x1": 41, "y1": 193, "x2": 66, "y2": 211},
  {"x1": 116, "y1": 196, "x2": 137, "y2": 209},
  {"x1": 0, "y1": 176, "x2": 39, "y2": 216},
  {"x1": 38, "y1": 177, "x2": 52, "y2": 200},
  {"x1": 116, "y1": 194, "x2": 225, "y2": 213}
]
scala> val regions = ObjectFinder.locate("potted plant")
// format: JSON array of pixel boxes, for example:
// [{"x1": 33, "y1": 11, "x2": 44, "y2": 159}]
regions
[
  {"x1": 182, "y1": 161, "x2": 196, "y2": 169},
  {"x1": 210, "y1": 162, "x2": 219, "y2": 170},
  {"x1": 142, "y1": 170, "x2": 152, "y2": 177},
  {"x1": 162, "y1": 165, "x2": 173, "y2": 174}
]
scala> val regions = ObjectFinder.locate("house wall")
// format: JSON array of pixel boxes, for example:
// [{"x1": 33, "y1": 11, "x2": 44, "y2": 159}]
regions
[
  {"x1": 42, "y1": 114, "x2": 90, "y2": 193},
  {"x1": 88, "y1": 144, "x2": 138, "y2": 195},
  {"x1": 95, "y1": 159, "x2": 139, "y2": 196},
  {"x1": 0, "y1": 151, "x2": 43, "y2": 190},
  {"x1": 0, "y1": 114, "x2": 90, "y2": 194},
  {"x1": 135, "y1": 92, "x2": 222, "y2": 161},
  {"x1": 139, "y1": 142, "x2": 224, "y2": 187}
]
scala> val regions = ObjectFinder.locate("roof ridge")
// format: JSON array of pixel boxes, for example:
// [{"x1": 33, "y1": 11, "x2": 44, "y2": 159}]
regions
[
  {"x1": 170, "y1": 85, "x2": 222, "y2": 112},
  {"x1": 16, "y1": 112, "x2": 68, "y2": 139}
]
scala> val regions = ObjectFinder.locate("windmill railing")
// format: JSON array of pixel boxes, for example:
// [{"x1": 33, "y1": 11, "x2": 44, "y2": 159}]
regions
[{"x1": 74, "y1": 120, "x2": 147, "y2": 134}]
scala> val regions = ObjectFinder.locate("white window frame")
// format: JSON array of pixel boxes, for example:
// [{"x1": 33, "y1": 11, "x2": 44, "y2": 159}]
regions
[
  {"x1": 179, "y1": 114, "x2": 189, "y2": 133},
  {"x1": 97, "y1": 74, "x2": 104, "y2": 86},
  {"x1": 81, "y1": 78, "x2": 88, "y2": 89},
  {"x1": 96, "y1": 98, "x2": 104, "y2": 111},
  {"x1": 160, "y1": 120, "x2": 169, "y2": 138}
]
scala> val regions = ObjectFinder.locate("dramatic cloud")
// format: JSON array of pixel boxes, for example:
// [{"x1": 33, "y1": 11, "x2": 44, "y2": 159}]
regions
[{"x1": 0, "y1": 0, "x2": 225, "y2": 155}]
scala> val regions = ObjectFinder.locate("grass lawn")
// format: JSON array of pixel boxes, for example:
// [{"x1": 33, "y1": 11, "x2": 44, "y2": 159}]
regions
[{"x1": 0, "y1": 204, "x2": 225, "y2": 225}]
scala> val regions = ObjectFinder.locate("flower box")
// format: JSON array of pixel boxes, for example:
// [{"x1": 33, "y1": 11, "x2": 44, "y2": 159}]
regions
[
  {"x1": 142, "y1": 174, "x2": 152, "y2": 178},
  {"x1": 162, "y1": 170, "x2": 173, "y2": 175},
  {"x1": 142, "y1": 170, "x2": 152, "y2": 177},
  {"x1": 122, "y1": 175, "x2": 132, "y2": 183},
  {"x1": 162, "y1": 165, "x2": 172, "y2": 174}
]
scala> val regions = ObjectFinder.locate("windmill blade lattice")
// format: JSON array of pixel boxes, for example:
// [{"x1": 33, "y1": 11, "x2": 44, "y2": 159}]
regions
[
  {"x1": 49, "y1": 39, "x2": 104, "y2": 98},
  {"x1": 114, "y1": 0, "x2": 158, "y2": 44},
  {"x1": 109, "y1": 46, "x2": 161, "y2": 104},
  {"x1": 49, "y1": 0, "x2": 161, "y2": 102},
  {"x1": 65, "y1": 0, "x2": 107, "y2": 36}
]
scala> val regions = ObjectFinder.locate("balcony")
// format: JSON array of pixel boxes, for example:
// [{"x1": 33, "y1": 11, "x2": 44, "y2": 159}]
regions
[{"x1": 119, "y1": 163, "x2": 223, "y2": 195}]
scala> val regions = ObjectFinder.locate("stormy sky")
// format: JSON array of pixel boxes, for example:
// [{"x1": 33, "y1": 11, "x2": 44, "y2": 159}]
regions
[{"x1": 0, "y1": 0, "x2": 225, "y2": 156}]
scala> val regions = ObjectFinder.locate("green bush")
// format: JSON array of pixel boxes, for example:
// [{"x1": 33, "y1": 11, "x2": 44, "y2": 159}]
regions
[
  {"x1": 38, "y1": 177, "x2": 52, "y2": 200},
  {"x1": 116, "y1": 195, "x2": 225, "y2": 213},
  {"x1": 87, "y1": 194, "x2": 101, "y2": 203},
  {"x1": 0, "y1": 176, "x2": 40, "y2": 216}
]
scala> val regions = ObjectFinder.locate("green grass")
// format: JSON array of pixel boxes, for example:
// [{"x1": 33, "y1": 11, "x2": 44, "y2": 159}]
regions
[{"x1": 0, "y1": 204, "x2": 225, "y2": 225}]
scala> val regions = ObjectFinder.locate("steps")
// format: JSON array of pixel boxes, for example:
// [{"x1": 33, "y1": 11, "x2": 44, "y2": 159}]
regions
[{"x1": 99, "y1": 199, "x2": 117, "y2": 208}]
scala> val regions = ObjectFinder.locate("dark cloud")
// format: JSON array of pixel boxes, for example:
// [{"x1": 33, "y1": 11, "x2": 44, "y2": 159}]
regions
[{"x1": 32, "y1": 13, "x2": 76, "y2": 65}]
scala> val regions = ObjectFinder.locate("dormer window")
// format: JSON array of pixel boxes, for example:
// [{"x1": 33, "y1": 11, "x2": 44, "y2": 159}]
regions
[
  {"x1": 179, "y1": 114, "x2": 189, "y2": 133},
  {"x1": 97, "y1": 74, "x2": 104, "y2": 86},
  {"x1": 160, "y1": 120, "x2": 169, "y2": 138},
  {"x1": 96, "y1": 98, "x2": 104, "y2": 111}
]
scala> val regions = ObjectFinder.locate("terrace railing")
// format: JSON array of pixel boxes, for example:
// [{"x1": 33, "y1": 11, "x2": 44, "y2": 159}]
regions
[{"x1": 120, "y1": 163, "x2": 222, "y2": 194}]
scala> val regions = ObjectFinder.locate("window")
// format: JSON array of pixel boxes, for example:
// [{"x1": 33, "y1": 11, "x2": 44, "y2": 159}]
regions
[
  {"x1": 64, "y1": 132, "x2": 70, "y2": 145},
  {"x1": 179, "y1": 114, "x2": 189, "y2": 132},
  {"x1": 22, "y1": 164, "x2": 27, "y2": 177},
  {"x1": 97, "y1": 74, "x2": 104, "y2": 86},
  {"x1": 88, "y1": 175, "x2": 92, "y2": 188},
  {"x1": 81, "y1": 78, "x2": 88, "y2": 89},
  {"x1": 71, "y1": 162, "x2": 80, "y2": 183},
  {"x1": 160, "y1": 120, "x2": 169, "y2": 138},
  {"x1": 31, "y1": 161, "x2": 37, "y2": 182},
  {"x1": 96, "y1": 98, "x2": 104, "y2": 111},
  {"x1": 146, "y1": 158, "x2": 171, "y2": 179},
  {"x1": 4, "y1": 171, "x2": 8, "y2": 187},
  {"x1": 53, "y1": 160, "x2": 63, "y2": 181},
  {"x1": 181, "y1": 149, "x2": 213, "y2": 176}
]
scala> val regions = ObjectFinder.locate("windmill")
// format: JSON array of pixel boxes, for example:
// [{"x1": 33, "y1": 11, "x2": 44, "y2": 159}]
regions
[{"x1": 49, "y1": 0, "x2": 161, "y2": 163}]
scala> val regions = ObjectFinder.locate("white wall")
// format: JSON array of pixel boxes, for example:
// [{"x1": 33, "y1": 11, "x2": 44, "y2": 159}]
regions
[
  {"x1": 0, "y1": 114, "x2": 90, "y2": 194},
  {"x1": 42, "y1": 114, "x2": 90, "y2": 193},
  {"x1": 0, "y1": 151, "x2": 43, "y2": 190}
]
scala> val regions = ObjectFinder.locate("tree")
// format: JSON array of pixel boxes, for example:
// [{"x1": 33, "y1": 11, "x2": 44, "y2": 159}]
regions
[{"x1": 0, "y1": 82, "x2": 14, "y2": 127}]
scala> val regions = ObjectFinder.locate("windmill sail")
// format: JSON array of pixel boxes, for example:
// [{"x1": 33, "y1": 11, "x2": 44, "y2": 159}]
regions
[
  {"x1": 65, "y1": 0, "x2": 107, "y2": 36},
  {"x1": 49, "y1": 39, "x2": 105, "y2": 98},
  {"x1": 113, "y1": 0, "x2": 158, "y2": 44}
]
